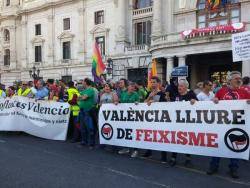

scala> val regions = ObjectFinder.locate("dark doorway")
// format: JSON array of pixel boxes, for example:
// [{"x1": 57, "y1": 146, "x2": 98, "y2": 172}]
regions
[
  {"x1": 127, "y1": 68, "x2": 148, "y2": 84},
  {"x1": 187, "y1": 51, "x2": 242, "y2": 88}
]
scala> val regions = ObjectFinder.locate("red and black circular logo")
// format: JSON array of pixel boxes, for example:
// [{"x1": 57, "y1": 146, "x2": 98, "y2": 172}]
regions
[
  {"x1": 101, "y1": 123, "x2": 113, "y2": 140},
  {"x1": 224, "y1": 128, "x2": 249, "y2": 153}
]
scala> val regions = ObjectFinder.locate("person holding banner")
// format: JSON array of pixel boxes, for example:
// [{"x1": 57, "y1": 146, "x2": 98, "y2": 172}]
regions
[
  {"x1": 118, "y1": 82, "x2": 140, "y2": 157},
  {"x1": 197, "y1": 80, "x2": 214, "y2": 101},
  {"x1": 207, "y1": 71, "x2": 250, "y2": 179},
  {"x1": 143, "y1": 76, "x2": 168, "y2": 163},
  {"x1": 35, "y1": 79, "x2": 49, "y2": 100},
  {"x1": 169, "y1": 79, "x2": 197, "y2": 167},
  {"x1": 7, "y1": 86, "x2": 15, "y2": 98}
]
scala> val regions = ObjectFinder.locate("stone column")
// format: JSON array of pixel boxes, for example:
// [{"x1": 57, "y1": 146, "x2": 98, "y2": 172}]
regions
[
  {"x1": 115, "y1": 0, "x2": 128, "y2": 54},
  {"x1": 166, "y1": 57, "x2": 174, "y2": 82},
  {"x1": 178, "y1": 55, "x2": 186, "y2": 67},
  {"x1": 116, "y1": 0, "x2": 127, "y2": 42},
  {"x1": 47, "y1": 14, "x2": 54, "y2": 66},
  {"x1": 78, "y1": 7, "x2": 85, "y2": 61},
  {"x1": 166, "y1": 0, "x2": 174, "y2": 33},
  {"x1": 242, "y1": 60, "x2": 250, "y2": 77},
  {"x1": 21, "y1": 16, "x2": 28, "y2": 69},
  {"x1": 9, "y1": 25, "x2": 17, "y2": 69},
  {"x1": 152, "y1": 0, "x2": 162, "y2": 38}
]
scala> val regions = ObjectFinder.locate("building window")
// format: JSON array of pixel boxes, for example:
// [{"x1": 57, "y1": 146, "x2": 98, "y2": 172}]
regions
[
  {"x1": 134, "y1": 20, "x2": 151, "y2": 45},
  {"x1": 63, "y1": 41, "x2": 71, "y2": 60},
  {"x1": 35, "y1": 46, "x2": 42, "y2": 62},
  {"x1": 197, "y1": 0, "x2": 240, "y2": 28},
  {"x1": 63, "y1": 18, "x2": 70, "y2": 30},
  {"x1": 35, "y1": 24, "x2": 41, "y2": 35},
  {"x1": 95, "y1": 36, "x2": 105, "y2": 56},
  {"x1": 4, "y1": 29, "x2": 10, "y2": 42},
  {"x1": 95, "y1": 10, "x2": 104, "y2": 25},
  {"x1": 133, "y1": 0, "x2": 153, "y2": 9},
  {"x1": 6, "y1": 0, "x2": 10, "y2": 6},
  {"x1": 4, "y1": 49, "x2": 10, "y2": 66}
]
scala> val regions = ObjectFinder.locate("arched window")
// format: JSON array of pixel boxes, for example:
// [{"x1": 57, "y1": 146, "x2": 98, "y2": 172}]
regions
[
  {"x1": 197, "y1": 0, "x2": 240, "y2": 28},
  {"x1": 133, "y1": 0, "x2": 153, "y2": 9},
  {"x1": 4, "y1": 49, "x2": 10, "y2": 66},
  {"x1": 4, "y1": 29, "x2": 10, "y2": 42}
]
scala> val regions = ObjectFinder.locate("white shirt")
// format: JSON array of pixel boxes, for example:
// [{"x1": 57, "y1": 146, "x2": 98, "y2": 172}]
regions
[{"x1": 197, "y1": 91, "x2": 214, "y2": 101}]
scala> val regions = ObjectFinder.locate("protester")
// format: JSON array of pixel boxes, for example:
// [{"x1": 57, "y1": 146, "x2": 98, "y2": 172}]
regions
[
  {"x1": 35, "y1": 79, "x2": 49, "y2": 100},
  {"x1": 241, "y1": 76, "x2": 250, "y2": 94},
  {"x1": 78, "y1": 78, "x2": 96, "y2": 149},
  {"x1": 7, "y1": 86, "x2": 15, "y2": 97},
  {"x1": 116, "y1": 78, "x2": 128, "y2": 100},
  {"x1": 0, "y1": 84, "x2": 7, "y2": 99},
  {"x1": 99, "y1": 83, "x2": 118, "y2": 105},
  {"x1": 197, "y1": 80, "x2": 214, "y2": 101},
  {"x1": 165, "y1": 77, "x2": 178, "y2": 102},
  {"x1": 213, "y1": 80, "x2": 221, "y2": 94},
  {"x1": 66, "y1": 81, "x2": 80, "y2": 142},
  {"x1": 143, "y1": 76, "x2": 167, "y2": 163},
  {"x1": 135, "y1": 80, "x2": 148, "y2": 102},
  {"x1": 169, "y1": 79, "x2": 197, "y2": 167},
  {"x1": 207, "y1": 71, "x2": 250, "y2": 179},
  {"x1": 194, "y1": 81, "x2": 203, "y2": 95},
  {"x1": 118, "y1": 82, "x2": 139, "y2": 157}
]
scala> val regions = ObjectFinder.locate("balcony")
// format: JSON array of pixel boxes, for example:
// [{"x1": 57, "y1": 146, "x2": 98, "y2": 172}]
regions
[
  {"x1": 132, "y1": 7, "x2": 153, "y2": 19},
  {"x1": 1, "y1": 65, "x2": 11, "y2": 71},
  {"x1": 124, "y1": 44, "x2": 149, "y2": 55},
  {"x1": 152, "y1": 32, "x2": 182, "y2": 46}
]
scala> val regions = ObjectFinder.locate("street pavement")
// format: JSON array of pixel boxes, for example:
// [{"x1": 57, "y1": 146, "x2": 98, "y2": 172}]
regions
[{"x1": 0, "y1": 133, "x2": 250, "y2": 188}]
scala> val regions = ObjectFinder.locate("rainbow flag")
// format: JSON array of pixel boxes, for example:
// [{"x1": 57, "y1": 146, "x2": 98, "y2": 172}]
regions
[
  {"x1": 91, "y1": 42, "x2": 106, "y2": 83},
  {"x1": 147, "y1": 59, "x2": 158, "y2": 89},
  {"x1": 208, "y1": 0, "x2": 220, "y2": 9}
]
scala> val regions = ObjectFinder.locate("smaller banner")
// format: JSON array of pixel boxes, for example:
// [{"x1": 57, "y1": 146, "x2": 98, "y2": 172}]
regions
[
  {"x1": 181, "y1": 22, "x2": 246, "y2": 39},
  {"x1": 171, "y1": 66, "x2": 188, "y2": 77},
  {"x1": 0, "y1": 96, "x2": 70, "y2": 140},
  {"x1": 232, "y1": 30, "x2": 250, "y2": 62},
  {"x1": 99, "y1": 101, "x2": 250, "y2": 160}
]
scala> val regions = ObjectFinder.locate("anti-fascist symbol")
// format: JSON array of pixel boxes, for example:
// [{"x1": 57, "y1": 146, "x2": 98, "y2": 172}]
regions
[
  {"x1": 101, "y1": 123, "x2": 113, "y2": 140},
  {"x1": 224, "y1": 128, "x2": 249, "y2": 153}
]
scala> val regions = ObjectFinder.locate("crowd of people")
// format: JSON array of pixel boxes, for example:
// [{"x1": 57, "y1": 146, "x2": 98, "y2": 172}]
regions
[{"x1": 0, "y1": 71, "x2": 250, "y2": 179}]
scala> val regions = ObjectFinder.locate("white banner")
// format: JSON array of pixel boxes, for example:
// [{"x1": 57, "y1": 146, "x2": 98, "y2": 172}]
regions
[
  {"x1": 232, "y1": 31, "x2": 250, "y2": 62},
  {"x1": 99, "y1": 101, "x2": 250, "y2": 160},
  {"x1": 0, "y1": 96, "x2": 70, "y2": 140}
]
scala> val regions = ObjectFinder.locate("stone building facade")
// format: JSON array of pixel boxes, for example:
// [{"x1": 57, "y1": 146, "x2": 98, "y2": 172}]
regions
[{"x1": 0, "y1": 0, "x2": 249, "y2": 87}]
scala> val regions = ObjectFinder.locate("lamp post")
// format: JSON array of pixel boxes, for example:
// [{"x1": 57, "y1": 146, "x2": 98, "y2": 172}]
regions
[
  {"x1": 29, "y1": 66, "x2": 40, "y2": 81},
  {"x1": 106, "y1": 58, "x2": 113, "y2": 79}
]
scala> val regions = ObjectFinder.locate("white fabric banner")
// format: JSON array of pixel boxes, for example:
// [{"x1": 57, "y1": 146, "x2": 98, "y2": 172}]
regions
[
  {"x1": 0, "y1": 96, "x2": 70, "y2": 140},
  {"x1": 99, "y1": 101, "x2": 250, "y2": 160}
]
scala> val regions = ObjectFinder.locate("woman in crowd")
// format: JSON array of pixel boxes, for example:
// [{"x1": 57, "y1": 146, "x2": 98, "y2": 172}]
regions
[{"x1": 100, "y1": 83, "x2": 118, "y2": 105}]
